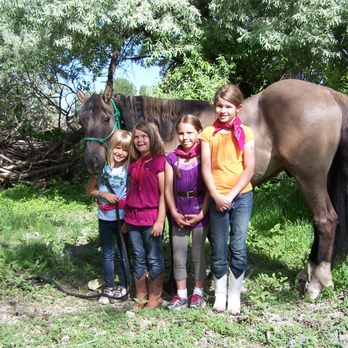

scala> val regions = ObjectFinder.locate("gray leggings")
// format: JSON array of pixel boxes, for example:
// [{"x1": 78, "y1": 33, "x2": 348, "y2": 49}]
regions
[{"x1": 172, "y1": 225, "x2": 208, "y2": 281}]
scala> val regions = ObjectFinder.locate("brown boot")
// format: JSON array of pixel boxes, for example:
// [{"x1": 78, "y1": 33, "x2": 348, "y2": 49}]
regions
[
  {"x1": 145, "y1": 274, "x2": 164, "y2": 309},
  {"x1": 133, "y1": 273, "x2": 148, "y2": 310}
]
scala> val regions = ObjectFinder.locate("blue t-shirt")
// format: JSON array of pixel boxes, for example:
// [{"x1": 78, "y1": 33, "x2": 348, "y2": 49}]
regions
[{"x1": 97, "y1": 164, "x2": 127, "y2": 221}]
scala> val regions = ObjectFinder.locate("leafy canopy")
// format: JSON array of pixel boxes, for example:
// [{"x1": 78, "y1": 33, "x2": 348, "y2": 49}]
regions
[
  {"x1": 0, "y1": 0, "x2": 347, "y2": 132},
  {"x1": 0, "y1": 0, "x2": 202, "y2": 129},
  {"x1": 0, "y1": 0, "x2": 201, "y2": 83},
  {"x1": 153, "y1": 0, "x2": 347, "y2": 97},
  {"x1": 203, "y1": 0, "x2": 347, "y2": 93}
]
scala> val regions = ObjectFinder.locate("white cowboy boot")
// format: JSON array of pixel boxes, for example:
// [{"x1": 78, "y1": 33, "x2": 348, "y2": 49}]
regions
[
  {"x1": 227, "y1": 269, "x2": 244, "y2": 315},
  {"x1": 213, "y1": 274, "x2": 227, "y2": 312}
]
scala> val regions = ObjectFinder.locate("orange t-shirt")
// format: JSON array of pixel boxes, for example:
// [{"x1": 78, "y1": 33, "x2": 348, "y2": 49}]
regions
[{"x1": 200, "y1": 125, "x2": 254, "y2": 195}]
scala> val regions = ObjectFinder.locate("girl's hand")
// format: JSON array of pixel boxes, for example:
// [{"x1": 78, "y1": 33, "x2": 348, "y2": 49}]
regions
[
  {"x1": 101, "y1": 192, "x2": 119, "y2": 204},
  {"x1": 173, "y1": 212, "x2": 190, "y2": 228},
  {"x1": 121, "y1": 222, "x2": 128, "y2": 234},
  {"x1": 213, "y1": 193, "x2": 232, "y2": 212},
  {"x1": 226, "y1": 191, "x2": 238, "y2": 205},
  {"x1": 184, "y1": 212, "x2": 203, "y2": 227},
  {"x1": 152, "y1": 221, "x2": 164, "y2": 237}
]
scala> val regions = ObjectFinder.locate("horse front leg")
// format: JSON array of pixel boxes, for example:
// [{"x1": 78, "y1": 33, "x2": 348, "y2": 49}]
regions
[{"x1": 296, "y1": 181, "x2": 337, "y2": 300}]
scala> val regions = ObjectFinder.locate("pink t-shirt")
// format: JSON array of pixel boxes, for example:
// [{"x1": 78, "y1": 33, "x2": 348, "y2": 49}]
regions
[{"x1": 125, "y1": 155, "x2": 166, "y2": 226}]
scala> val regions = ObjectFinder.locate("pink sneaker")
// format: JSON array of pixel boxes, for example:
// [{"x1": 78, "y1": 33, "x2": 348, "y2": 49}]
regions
[
  {"x1": 166, "y1": 295, "x2": 188, "y2": 310},
  {"x1": 189, "y1": 293, "x2": 206, "y2": 309}
]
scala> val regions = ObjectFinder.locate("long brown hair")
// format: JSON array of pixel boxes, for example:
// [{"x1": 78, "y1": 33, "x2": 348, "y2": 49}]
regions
[
  {"x1": 129, "y1": 121, "x2": 165, "y2": 160},
  {"x1": 213, "y1": 84, "x2": 244, "y2": 106}
]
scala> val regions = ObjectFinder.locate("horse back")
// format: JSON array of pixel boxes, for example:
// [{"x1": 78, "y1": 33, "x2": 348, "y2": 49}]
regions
[{"x1": 255, "y1": 80, "x2": 342, "y2": 178}]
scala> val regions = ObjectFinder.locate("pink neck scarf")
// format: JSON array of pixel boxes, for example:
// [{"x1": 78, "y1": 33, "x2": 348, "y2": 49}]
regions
[
  {"x1": 212, "y1": 117, "x2": 245, "y2": 150},
  {"x1": 174, "y1": 141, "x2": 201, "y2": 159},
  {"x1": 135, "y1": 154, "x2": 152, "y2": 189}
]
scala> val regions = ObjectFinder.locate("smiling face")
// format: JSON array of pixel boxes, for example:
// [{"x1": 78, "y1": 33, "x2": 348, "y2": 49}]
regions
[
  {"x1": 133, "y1": 129, "x2": 151, "y2": 156},
  {"x1": 112, "y1": 145, "x2": 129, "y2": 165},
  {"x1": 215, "y1": 97, "x2": 242, "y2": 124},
  {"x1": 177, "y1": 122, "x2": 201, "y2": 152}
]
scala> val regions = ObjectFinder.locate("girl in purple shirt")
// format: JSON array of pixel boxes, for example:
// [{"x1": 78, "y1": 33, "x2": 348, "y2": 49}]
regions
[
  {"x1": 124, "y1": 121, "x2": 166, "y2": 310},
  {"x1": 165, "y1": 115, "x2": 209, "y2": 310}
]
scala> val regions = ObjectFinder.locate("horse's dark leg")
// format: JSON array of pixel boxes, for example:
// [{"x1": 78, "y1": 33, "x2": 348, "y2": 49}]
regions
[
  {"x1": 163, "y1": 213, "x2": 177, "y2": 295},
  {"x1": 295, "y1": 177, "x2": 337, "y2": 299},
  {"x1": 308, "y1": 229, "x2": 319, "y2": 262}
]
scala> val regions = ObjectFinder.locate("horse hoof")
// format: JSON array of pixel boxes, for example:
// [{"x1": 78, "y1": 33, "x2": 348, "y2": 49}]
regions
[
  {"x1": 296, "y1": 272, "x2": 307, "y2": 292},
  {"x1": 315, "y1": 261, "x2": 334, "y2": 288},
  {"x1": 305, "y1": 282, "x2": 321, "y2": 301}
]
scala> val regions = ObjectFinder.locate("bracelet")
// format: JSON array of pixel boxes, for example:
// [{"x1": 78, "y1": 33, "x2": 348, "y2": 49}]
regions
[{"x1": 98, "y1": 191, "x2": 103, "y2": 199}]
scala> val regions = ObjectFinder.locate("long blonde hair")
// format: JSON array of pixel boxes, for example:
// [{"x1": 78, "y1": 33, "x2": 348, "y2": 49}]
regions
[
  {"x1": 129, "y1": 121, "x2": 165, "y2": 160},
  {"x1": 108, "y1": 130, "x2": 132, "y2": 167}
]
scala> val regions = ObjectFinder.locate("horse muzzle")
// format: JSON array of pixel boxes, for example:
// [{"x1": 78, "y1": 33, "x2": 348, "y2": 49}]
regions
[{"x1": 84, "y1": 143, "x2": 106, "y2": 174}]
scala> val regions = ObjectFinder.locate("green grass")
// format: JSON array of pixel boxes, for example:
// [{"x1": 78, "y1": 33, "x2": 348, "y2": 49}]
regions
[
  {"x1": 0, "y1": 179, "x2": 100, "y2": 292},
  {"x1": 0, "y1": 177, "x2": 347, "y2": 347}
]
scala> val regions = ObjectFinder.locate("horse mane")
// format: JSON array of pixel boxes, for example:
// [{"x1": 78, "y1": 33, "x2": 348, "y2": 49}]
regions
[{"x1": 115, "y1": 94, "x2": 213, "y2": 142}]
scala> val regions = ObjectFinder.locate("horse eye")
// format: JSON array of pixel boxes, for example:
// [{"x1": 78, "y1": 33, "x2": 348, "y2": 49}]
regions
[{"x1": 103, "y1": 116, "x2": 110, "y2": 123}]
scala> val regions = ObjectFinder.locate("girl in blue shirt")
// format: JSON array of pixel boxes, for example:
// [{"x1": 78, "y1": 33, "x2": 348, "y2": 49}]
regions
[{"x1": 86, "y1": 130, "x2": 131, "y2": 304}]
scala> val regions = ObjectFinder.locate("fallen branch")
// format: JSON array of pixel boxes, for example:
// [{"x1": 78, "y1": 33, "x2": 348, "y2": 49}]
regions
[{"x1": 0, "y1": 131, "x2": 84, "y2": 187}]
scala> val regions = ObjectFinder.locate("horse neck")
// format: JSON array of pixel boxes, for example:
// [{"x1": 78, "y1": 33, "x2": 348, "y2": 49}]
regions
[{"x1": 116, "y1": 94, "x2": 213, "y2": 134}]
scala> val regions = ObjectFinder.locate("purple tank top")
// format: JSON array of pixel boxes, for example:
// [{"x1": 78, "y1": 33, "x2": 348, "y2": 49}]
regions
[{"x1": 166, "y1": 152, "x2": 209, "y2": 228}]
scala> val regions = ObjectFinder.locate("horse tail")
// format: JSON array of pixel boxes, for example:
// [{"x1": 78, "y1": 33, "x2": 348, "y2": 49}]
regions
[{"x1": 328, "y1": 91, "x2": 348, "y2": 259}]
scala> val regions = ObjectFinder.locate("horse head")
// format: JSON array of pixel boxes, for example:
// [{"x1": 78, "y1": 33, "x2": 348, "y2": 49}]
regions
[{"x1": 78, "y1": 86, "x2": 117, "y2": 174}]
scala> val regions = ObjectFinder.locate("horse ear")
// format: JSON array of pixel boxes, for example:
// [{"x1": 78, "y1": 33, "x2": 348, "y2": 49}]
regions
[
  {"x1": 103, "y1": 85, "x2": 113, "y2": 104},
  {"x1": 77, "y1": 90, "x2": 87, "y2": 103}
]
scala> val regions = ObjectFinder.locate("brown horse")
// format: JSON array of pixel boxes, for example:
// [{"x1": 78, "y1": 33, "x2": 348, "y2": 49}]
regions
[{"x1": 78, "y1": 79, "x2": 348, "y2": 300}]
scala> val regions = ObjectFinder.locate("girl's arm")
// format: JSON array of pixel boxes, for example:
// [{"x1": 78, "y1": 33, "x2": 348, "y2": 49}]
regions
[
  {"x1": 165, "y1": 161, "x2": 190, "y2": 228},
  {"x1": 86, "y1": 175, "x2": 98, "y2": 197},
  {"x1": 86, "y1": 175, "x2": 118, "y2": 203},
  {"x1": 152, "y1": 171, "x2": 166, "y2": 237},
  {"x1": 121, "y1": 174, "x2": 131, "y2": 234},
  {"x1": 201, "y1": 191, "x2": 209, "y2": 216},
  {"x1": 226, "y1": 139, "x2": 255, "y2": 202},
  {"x1": 200, "y1": 141, "x2": 216, "y2": 197},
  {"x1": 201, "y1": 141, "x2": 230, "y2": 211}
]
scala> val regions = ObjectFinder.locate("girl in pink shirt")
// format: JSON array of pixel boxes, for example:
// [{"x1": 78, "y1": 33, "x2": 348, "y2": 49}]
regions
[{"x1": 124, "y1": 121, "x2": 166, "y2": 310}]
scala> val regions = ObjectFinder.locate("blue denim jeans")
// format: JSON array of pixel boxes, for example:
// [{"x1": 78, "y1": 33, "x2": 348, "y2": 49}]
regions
[
  {"x1": 98, "y1": 219, "x2": 130, "y2": 289},
  {"x1": 127, "y1": 224, "x2": 164, "y2": 281},
  {"x1": 209, "y1": 191, "x2": 253, "y2": 279}
]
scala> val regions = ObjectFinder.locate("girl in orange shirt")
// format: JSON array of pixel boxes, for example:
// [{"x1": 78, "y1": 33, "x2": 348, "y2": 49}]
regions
[{"x1": 200, "y1": 84, "x2": 255, "y2": 315}]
